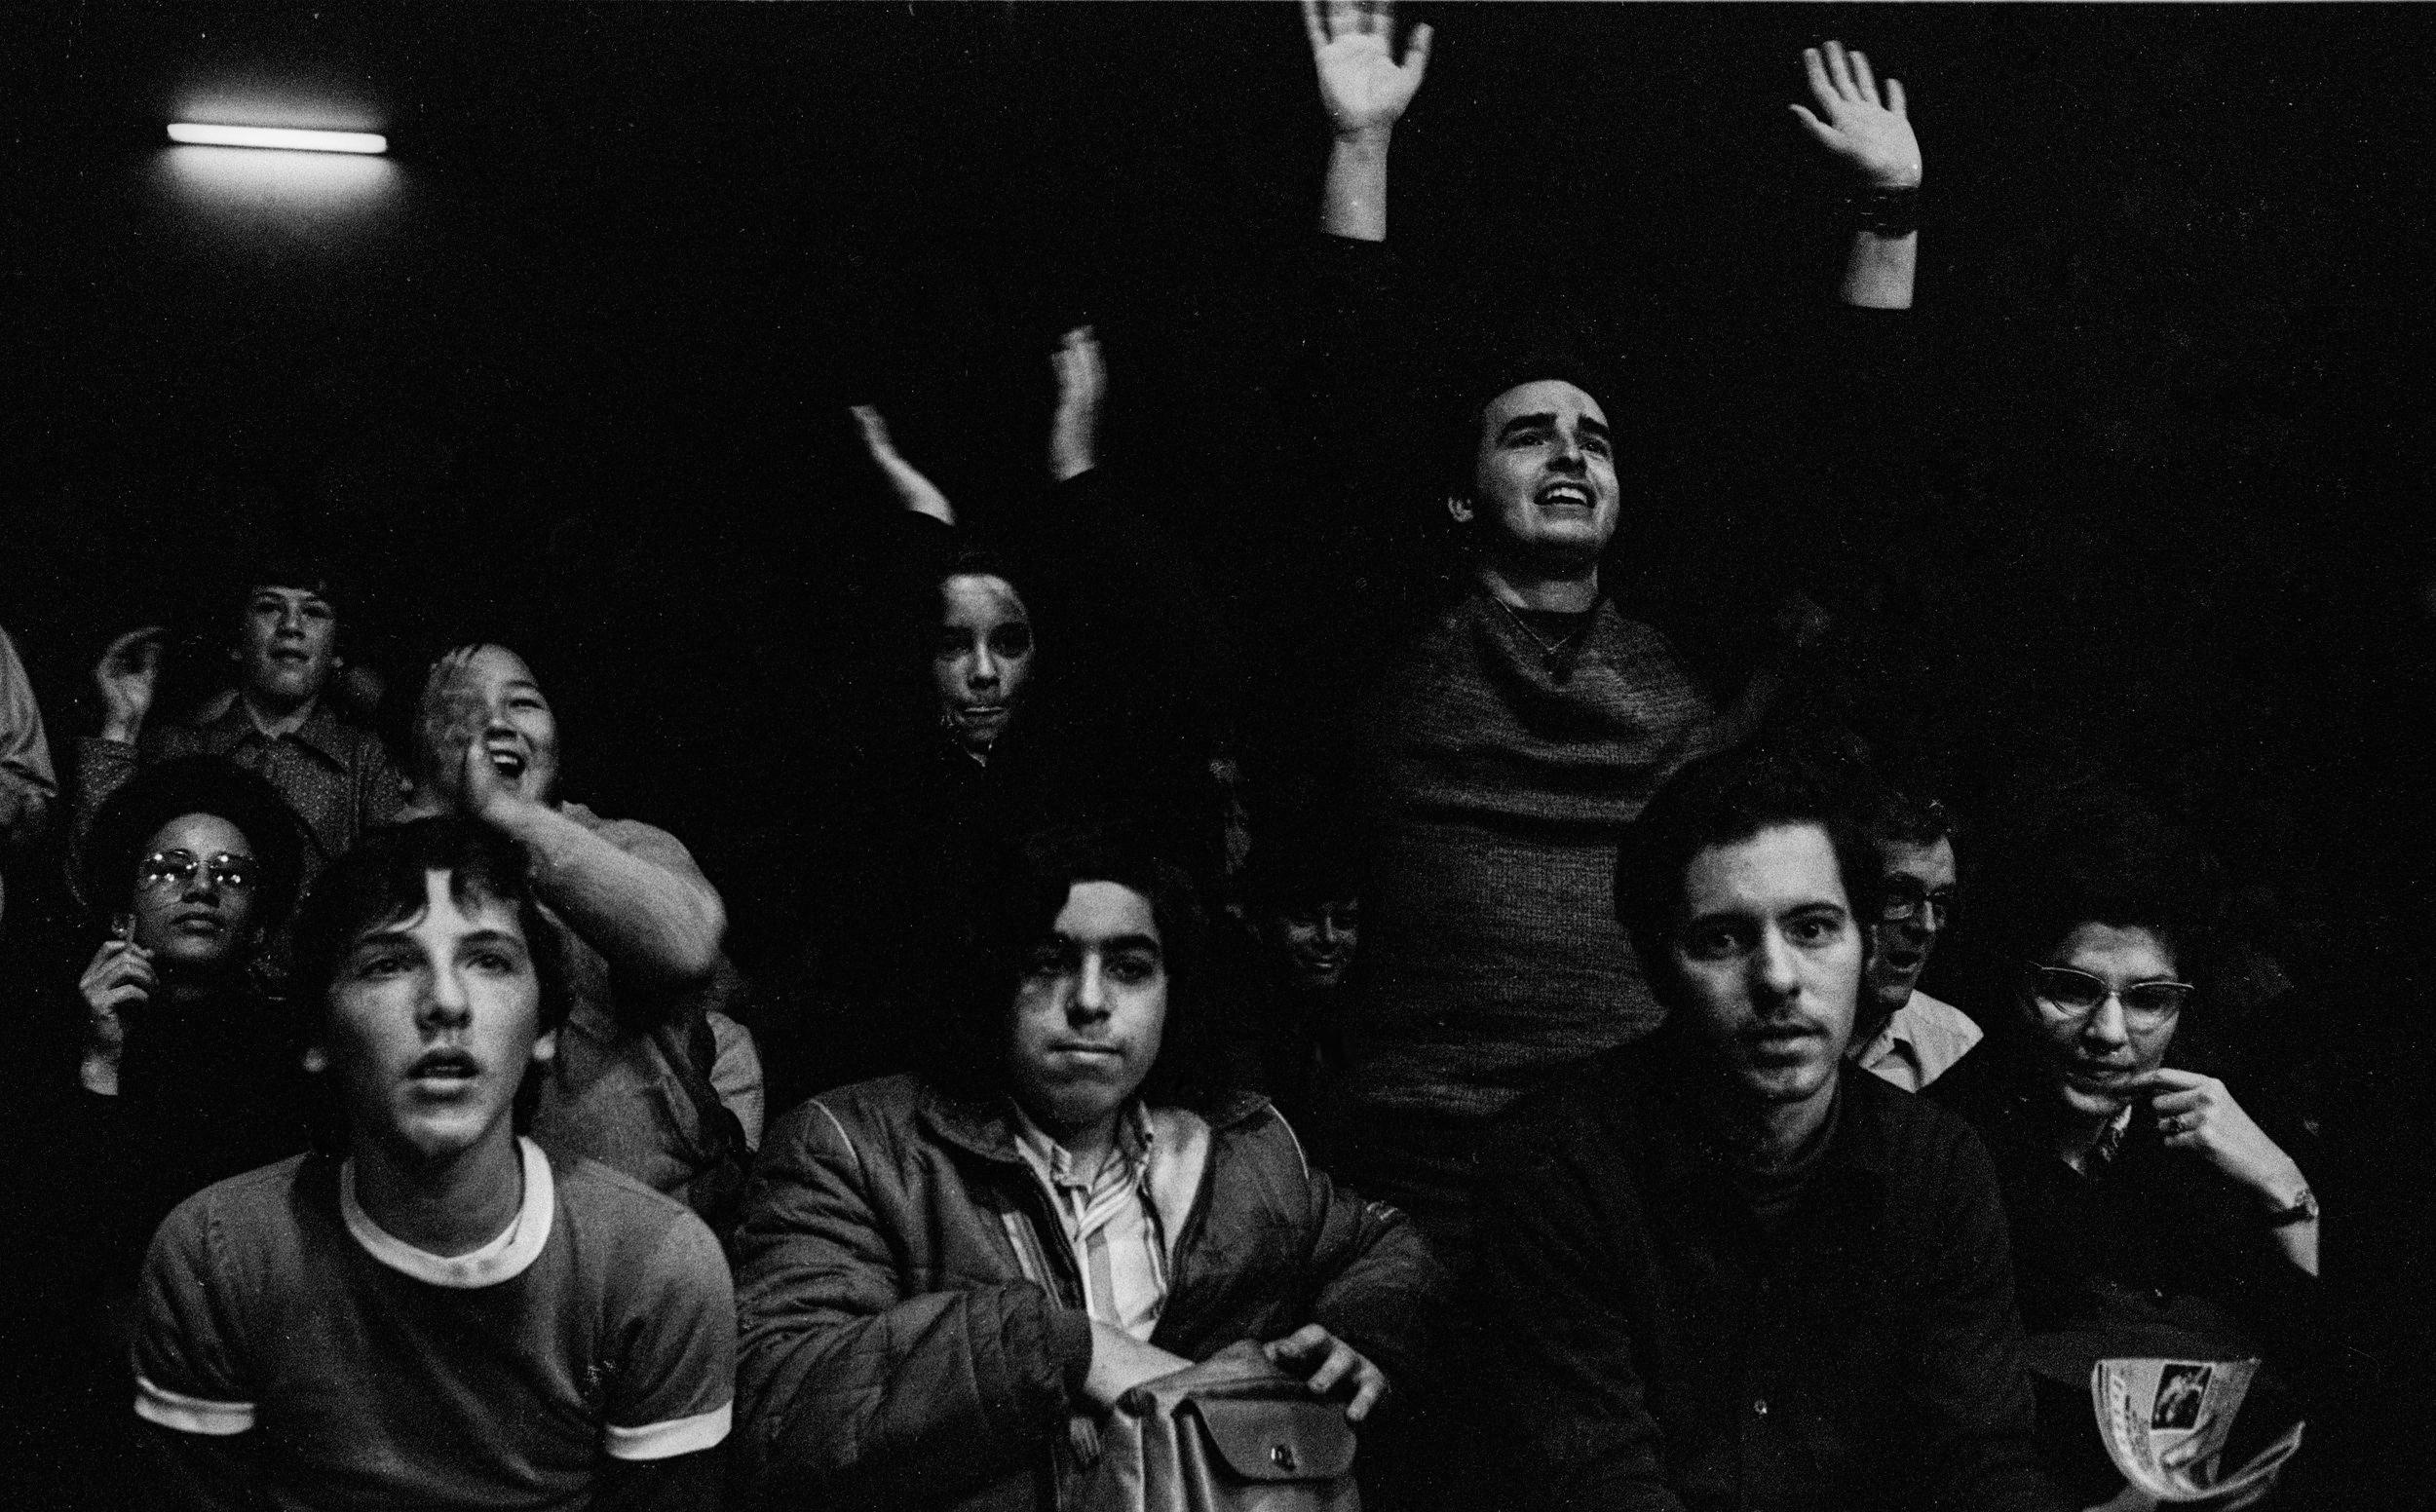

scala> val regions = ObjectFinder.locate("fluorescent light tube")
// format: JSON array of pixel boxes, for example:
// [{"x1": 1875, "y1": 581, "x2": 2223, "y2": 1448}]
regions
[{"x1": 168, "y1": 124, "x2": 387, "y2": 155}]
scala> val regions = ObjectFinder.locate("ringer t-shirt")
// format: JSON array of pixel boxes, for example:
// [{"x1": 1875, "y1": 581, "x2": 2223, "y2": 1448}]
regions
[{"x1": 133, "y1": 1138, "x2": 735, "y2": 1510}]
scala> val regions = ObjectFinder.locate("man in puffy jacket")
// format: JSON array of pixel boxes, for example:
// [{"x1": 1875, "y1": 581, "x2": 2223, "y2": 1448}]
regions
[{"x1": 733, "y1": 826, "x2": 1444, "y2": 1512}]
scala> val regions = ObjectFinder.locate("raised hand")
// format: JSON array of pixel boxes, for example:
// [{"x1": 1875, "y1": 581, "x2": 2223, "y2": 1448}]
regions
[
  {"x1": 80, "y1": 935, "x2": 157, "y2": 1092},
  {"x1": 2134, "y1": 1069, "x2": 2306, "y2": 1202},
  {"x1": 93, "y1": 625, "x2": 167, "y2": 743},
  {"x1": 1791, "y1": 41, "x2": 1922, "y2": 189},
  {"x1": 1048, "y1": 325, "x2": 1105, "y2": 483},
  {"x1": 1303, "y1": 0, "x2": 1432, "y2": 143},
  {"x1": 1263, "y1": 1322, "x2": 1390, "y2": 1423},
  {"x1": 850, "y1": 404, "x2": 956, "y2": 527}
]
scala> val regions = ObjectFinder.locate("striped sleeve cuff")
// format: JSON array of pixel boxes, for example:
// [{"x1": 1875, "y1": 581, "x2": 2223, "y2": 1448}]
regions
[
  {"x1": 134, "y1": 1375, "x2": 256, "y2": 1436},
  {"x1": 603, "y1": 1400, "x2": 732, "y2": 1461}
]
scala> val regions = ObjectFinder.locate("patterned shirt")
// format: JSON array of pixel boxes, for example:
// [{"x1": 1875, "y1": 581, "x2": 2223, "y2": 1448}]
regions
[{"x1": 71, "y1": 698, "x2": 403, "y2": 909}]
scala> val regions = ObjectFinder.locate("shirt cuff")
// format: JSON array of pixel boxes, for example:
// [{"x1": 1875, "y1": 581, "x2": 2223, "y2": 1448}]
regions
[
  {"x1": 134, "y1": 1375, "x2": 255, "y2": 1436},
  {"x1": 604, "y1": 1400, "x2": 732, "y2": 1461}
]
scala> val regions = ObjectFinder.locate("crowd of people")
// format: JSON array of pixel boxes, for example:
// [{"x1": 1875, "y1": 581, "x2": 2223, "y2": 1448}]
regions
[{"x1": 0, "y1": 8, "x2": 2340, "y2": 1509}]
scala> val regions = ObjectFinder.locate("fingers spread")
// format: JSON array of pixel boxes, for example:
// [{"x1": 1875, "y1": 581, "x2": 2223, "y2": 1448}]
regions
[
  {"x1": 1789, "y1": 104, "x2": 1836, "y2": 146},
  {"x1": 1850, "y1": 49, "x2": 1878, "y2": 101},
  {"x1": 1301, "y1": 0, "x2": 1328, "y2": 54},
  {"x1": 1886, "y1": 77, "x2": 1908, "y2": 118},
  {"x1": 1401, "y1": 21, "x2": 1432, "y2": 78}
]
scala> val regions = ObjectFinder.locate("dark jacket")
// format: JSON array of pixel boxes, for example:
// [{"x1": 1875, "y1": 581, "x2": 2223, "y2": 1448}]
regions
[
  {"x1": 733, "y1": 1074, "x2": 1444, "y2": 1512},
  {"x1": 1467, "y1": 1043, "x2": 2071, "y2": 1512}
]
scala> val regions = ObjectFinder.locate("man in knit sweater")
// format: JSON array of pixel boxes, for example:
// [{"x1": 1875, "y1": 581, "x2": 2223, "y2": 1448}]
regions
[{"x1": 1298, "y1": 3, "x2": 1923, "y2": 1269}]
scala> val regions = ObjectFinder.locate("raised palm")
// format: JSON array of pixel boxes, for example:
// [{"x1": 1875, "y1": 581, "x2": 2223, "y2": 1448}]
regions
[
  {"x1": 1303, "y1": 0, "x2": 1432, "y2": 139},
  {"x1": 1791, "y1": 41, "x2": 1921, "y2": 189}
]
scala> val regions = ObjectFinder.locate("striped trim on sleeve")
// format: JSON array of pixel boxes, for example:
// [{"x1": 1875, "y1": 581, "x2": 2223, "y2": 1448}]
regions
[
  {"x1": 603, "y1": 1399, "x2": 733, "y2": 1461},
  {"x1": 134, "y1": 1375, "x2": 257, "y2": 1436}
]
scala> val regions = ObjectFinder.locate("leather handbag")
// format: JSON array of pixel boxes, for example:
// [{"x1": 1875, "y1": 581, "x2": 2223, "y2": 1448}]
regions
[{"x1": 1082, "y1": 1341, "x2": 1362, "y2": 1512}]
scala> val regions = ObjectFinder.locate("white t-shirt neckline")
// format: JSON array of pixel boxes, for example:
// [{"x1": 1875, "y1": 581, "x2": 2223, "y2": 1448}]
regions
[{"x1": 339, "y1": 1136, "x2": 555, "y2": 1288}]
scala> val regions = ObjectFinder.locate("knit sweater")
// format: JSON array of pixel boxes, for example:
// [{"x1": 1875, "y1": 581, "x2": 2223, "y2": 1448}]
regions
[{"x1": 1349, "y1": 589, "x2": 1718, "y2": 1124}]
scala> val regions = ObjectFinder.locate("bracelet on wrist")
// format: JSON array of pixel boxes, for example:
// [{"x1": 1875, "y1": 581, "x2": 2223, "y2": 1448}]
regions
[
  {"x1": 1849, "y1": 184, "x2": 1920, "y2": 239},
  {"x1": 2262, "y1": 1186, "x2": 2318, "y2": 1229}
]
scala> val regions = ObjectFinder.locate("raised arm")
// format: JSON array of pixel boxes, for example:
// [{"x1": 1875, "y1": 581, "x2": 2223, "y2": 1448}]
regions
[
  {"x1": 1791, "y1": 41, "x2": 1921, "y2": 310},
  {"x1": 1047, "y1": 324, "x2": 1103, "y2": 484},
  {"x1": 851, "y1": 404, "x2": 956, "y2": 528},
  {"x1": 425, "y1": 694, "x2": 724, "y2": 990},
  {"x1": 1304, "y1": 0, "x2": 1432, "y2": 243}
]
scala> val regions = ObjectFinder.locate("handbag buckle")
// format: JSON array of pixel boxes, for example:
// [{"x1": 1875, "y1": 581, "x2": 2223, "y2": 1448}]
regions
[{"x1": 1270, "y1": 1444, "x2": 1298, "y2": 1473}]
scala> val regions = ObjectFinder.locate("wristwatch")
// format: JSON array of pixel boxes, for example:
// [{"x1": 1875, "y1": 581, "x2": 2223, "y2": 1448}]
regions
[{"x1": 2263, "y1": 1187, "x2": 2318, "y2": 1228}]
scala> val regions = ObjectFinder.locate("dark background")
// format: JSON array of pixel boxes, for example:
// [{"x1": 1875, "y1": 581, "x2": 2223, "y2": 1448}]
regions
[{"x1": 1, "y1": 3, "x2": 2430, "y2": 1495}]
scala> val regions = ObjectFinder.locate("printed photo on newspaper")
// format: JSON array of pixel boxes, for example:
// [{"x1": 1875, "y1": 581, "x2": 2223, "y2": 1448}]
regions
[{"x1": 2091, "y1": 1357, "x2": 2306, "y2": 1504}]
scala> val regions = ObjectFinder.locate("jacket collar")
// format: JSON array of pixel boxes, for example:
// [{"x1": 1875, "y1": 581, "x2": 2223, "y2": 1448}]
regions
[{"x1": 916, "y1": 1080, "x2": 1271, "y2": 1166}]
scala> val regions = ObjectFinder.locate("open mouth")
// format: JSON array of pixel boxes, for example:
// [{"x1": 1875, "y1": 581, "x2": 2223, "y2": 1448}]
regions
[
  {"x1": 486, "y1": 749, "x2": 527, "y2": 778},
  {"x1": 1538, "y1": 482, "x2": 1595, "y2": 511},
  {"x1": 408, "y1": 1048, "x2": 481, "y2": 1083}
]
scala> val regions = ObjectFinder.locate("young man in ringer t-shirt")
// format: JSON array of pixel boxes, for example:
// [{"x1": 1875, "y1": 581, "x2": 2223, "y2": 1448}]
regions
[{"x1": 129, "y1": 816, "x2": 735, "y2": 1512}]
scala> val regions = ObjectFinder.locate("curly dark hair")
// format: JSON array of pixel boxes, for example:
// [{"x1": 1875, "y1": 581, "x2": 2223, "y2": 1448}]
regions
[
  {"x1": 83, "y1": 755, "x2": 306, "y2": 936},
  {"x1": 1977, "y1": 788, "x2": 2226, "y2": 996},
  {"x1": 930, "y1": 822, "x2": 1219, "y2": 1109}
]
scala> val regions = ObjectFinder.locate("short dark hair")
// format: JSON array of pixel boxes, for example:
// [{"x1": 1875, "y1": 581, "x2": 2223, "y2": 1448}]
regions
[
  {"x1": 935, "y1": 823, "x2": 1216, "y2": 1107},
  {"x1": 1439, "y1": 330, "x2": 1627, "y2": 502},
  {"x1": 227, "y1": 553, "x2": 348, "y2": 636},
  {"x1": 1865, "y1": 783, "x2": 1960, "y2": 852},
  {"x1": 1614, "y1": 738, "x2": 1881, "y2": 1010},
  {"x1": 84, "y1": 755, "x2": 305, "y2": 933},
  {"x1": 1978, "y1": 789, "x2": 2225, "y2": 992},
  {"x1": 288, "y1": 817, "x2": 572, "y2": 1055}
]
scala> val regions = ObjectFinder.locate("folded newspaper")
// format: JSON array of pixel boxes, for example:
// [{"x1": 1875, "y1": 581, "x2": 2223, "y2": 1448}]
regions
[{"x1": 2090, "y1": 1357, "x2": 2305, "y2": 1503}]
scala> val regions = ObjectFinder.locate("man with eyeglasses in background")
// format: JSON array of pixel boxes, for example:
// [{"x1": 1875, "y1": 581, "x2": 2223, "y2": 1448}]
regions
[{"x1": 1847, "y1": 782, "x2": 1980, "y2": 1092}]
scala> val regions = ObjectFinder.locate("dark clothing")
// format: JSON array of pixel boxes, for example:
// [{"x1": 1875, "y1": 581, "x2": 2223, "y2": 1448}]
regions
[
  {"x1": 70, "y1": 699, "x2": 403, "y2": 914},
  {"x1": 1468, "y1": 1043, "x2": 2070, "y2": 1512},
  {"x1": 733, "y1": 1074, "x2": 1445, "y2": 1512},
  {"x1": 1283, "y1": 233, "x2": 1919, "y2": 1274},
  {"x1": 53, "y1": 980, "x2": 319, "y2": 1288},
  {"x1": 1934, "y1": 1046, "x2": 2318, "y2": 1362},
  {"x1": 1350, "y1": 587, "x2": 1720, "y2": 1128},
  {"x1": 804, "y1": 475, "x2": 1225, "y2": 1095}
]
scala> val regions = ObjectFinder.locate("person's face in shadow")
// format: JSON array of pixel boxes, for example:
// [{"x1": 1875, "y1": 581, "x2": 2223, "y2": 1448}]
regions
[
  {"x1": 934, "y1": 574, "x2": 1035, "y2": 755},
  {"x1": 1270, "y1": 896, "x2": 1361, "y2": 991}
]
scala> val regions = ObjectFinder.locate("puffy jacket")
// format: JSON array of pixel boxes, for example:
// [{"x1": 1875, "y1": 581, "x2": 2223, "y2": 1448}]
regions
[{"x1": 734, "y1": 1074, "x2": 1445, "y2": 1512}]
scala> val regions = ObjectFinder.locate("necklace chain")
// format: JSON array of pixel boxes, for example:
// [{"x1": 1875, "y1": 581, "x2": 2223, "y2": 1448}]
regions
[{"x1": 1494, "y1": 596, "x2": 1589, "y2": 671}]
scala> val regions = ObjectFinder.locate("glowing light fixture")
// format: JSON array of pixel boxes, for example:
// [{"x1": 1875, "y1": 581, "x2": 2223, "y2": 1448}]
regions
[{"x1": 167, "y1": 123, "x2": 386, "y2": 155}]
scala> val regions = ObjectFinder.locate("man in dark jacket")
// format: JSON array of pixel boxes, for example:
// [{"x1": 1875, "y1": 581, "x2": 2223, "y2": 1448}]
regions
[
  {"x1": 1467, "y1": 741, "x2": 2075, "y2": 1512},
  {"x1": 734, "y1": 827, "x2": 1443, "y2": 1512}
]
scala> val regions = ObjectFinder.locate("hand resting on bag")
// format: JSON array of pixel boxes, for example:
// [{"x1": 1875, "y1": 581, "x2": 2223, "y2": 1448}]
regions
[{"x1": 1262, "y1": 1324, "x2": 1389, "y2": 1423}]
